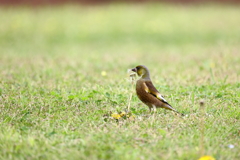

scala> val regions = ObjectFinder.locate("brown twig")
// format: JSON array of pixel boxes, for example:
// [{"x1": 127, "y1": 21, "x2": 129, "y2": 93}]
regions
[{"x1": 127, "y1": 73, "x2": 136, "y2": 112}]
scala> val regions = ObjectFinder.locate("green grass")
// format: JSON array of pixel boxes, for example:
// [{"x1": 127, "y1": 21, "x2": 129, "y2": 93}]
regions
[{"x1": 0, "y1": 3, "x2": 240, "y2": 160}]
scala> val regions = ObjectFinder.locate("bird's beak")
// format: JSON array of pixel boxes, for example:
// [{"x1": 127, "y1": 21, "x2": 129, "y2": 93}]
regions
[{"x1": 131, "y1": 68, "x2": 137, "y2": 72}]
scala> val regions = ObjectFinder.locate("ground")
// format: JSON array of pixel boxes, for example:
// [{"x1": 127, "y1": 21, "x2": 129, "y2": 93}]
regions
[{"x1": 0, "y1": 3, "x2": 239, "y2": 160}]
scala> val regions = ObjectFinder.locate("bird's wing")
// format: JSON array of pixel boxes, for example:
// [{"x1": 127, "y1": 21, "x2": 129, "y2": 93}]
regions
[
  {"x1": 143, "y1": 81, "x2": 183, "y2": 115},
  {"x1": 143, "y1": 81, "x2": 169, "y2": 104}
]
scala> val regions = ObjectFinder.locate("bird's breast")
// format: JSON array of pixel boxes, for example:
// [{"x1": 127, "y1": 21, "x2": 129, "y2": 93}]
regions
[{"x1": 136, "y1": 80, "x2": 153, "y2": 106}]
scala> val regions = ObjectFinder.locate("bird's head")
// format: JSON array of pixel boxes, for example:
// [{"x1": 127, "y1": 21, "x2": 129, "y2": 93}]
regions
[{"x1": 131, "y1": 65, "x2": 150, "y2": 79}]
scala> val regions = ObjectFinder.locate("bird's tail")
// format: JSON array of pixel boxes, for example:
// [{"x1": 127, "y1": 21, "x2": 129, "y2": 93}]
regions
[
  {"x1": 164, "y1": 105, "x2": 184, "y2": 116},
  {"x1": 173, "y1": 110, "x2": 185, "y2": 116}
]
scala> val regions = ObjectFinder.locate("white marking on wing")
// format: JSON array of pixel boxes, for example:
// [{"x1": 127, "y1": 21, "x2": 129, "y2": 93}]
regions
[{"x1": 157, "y1": 94, "x2": 168, "y2": 103}]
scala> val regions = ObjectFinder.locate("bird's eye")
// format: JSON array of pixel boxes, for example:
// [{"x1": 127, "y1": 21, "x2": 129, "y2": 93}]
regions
[{"x1": 136, "y1": 66, "x2": 140, "y2": 70}]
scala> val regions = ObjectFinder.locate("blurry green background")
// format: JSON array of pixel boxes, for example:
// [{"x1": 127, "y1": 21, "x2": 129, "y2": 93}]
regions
[
  {"x1": 1, "y1": 3, "x2": 239, "y2": 83},
  {"x1": 0, "y1": 1, "x2": 239, "y2": 160}
]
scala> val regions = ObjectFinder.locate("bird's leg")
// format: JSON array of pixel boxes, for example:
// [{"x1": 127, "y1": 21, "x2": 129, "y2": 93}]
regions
[
  {"x1": 149, "y1": 107, "x2": 152, "y2": 113},
  {"x1": 149, "y1": 106, "x2": 156, "y2": 114},
  {"x1": 152, "y1": 105, "x2": 157, "y2": 117},
  {"x1": 152, "y1": 105, "x2": 157, "y2": 120},
  {"x1": 149, "y1": 105, "x2": 156, "y2": 125},
  {"x1": 146, "y1": 107, "x2": 152, "y2": 118},
  {"x1": 152, "y1": 105, "x2": 157, "y2": 113}
]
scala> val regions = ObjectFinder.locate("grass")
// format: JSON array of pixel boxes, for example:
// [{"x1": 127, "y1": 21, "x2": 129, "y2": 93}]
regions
[{"x1": 0, "y1": 3, "x2": 240, "y2": 160}]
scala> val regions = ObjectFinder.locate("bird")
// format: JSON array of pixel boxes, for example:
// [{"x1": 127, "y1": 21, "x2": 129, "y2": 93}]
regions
[{"x1": 131, "y1": 65, "x2": 183, "y2": 115}]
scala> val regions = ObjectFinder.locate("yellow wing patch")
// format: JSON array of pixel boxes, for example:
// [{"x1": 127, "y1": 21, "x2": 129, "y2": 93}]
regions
[{"x1": 143, "y1": 82, "x2": 150, "y2": 93}]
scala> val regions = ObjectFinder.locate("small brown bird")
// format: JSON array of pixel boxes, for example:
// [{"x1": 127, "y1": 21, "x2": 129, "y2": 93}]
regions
[{"x1": 131, "y1": 65, "x2": 183, "y2": 115}]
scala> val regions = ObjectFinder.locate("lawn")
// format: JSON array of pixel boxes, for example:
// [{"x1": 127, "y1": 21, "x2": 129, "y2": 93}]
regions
[{"x1": 0, "y1": 3, "x2": 239, "y2": 160}]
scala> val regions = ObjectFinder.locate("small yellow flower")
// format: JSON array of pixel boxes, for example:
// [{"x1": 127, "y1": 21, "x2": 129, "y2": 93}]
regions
[
  {"x1": 210, "y1": 62, "x2": 215, "y2": 69},
  {"x1": 198, "y1": 155, "x2": 215, "y2": 160},
  {"x1": 101, "y1": 71, "x2": 107, "y2": 76},
  {"x1": 111, "y1": 113, "x2": 121, "y2": 120},
  {"x1": 120, "y1": 111, "x2": 126, "y2": 117}
]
